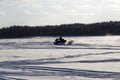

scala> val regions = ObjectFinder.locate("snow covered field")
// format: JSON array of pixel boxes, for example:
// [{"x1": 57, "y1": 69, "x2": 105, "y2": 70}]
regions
[{"x1": 0, "y1": 36, "x2": 120, "y2": 80}]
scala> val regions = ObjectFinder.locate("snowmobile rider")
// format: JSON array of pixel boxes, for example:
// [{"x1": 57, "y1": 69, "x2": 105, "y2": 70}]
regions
[{"x1": 54, "y1": 36, "x2": 67, "y2": 45}]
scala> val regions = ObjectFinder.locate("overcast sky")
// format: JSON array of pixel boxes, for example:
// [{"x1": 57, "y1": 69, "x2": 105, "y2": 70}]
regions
[{"x1": 0, "y1": 0, "x2": 120, "y2": 27}]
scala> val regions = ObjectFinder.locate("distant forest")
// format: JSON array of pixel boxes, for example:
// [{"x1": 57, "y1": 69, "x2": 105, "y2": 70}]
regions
[{"x1": 0, "y1": 21, "x2": 120, "y2": 38}]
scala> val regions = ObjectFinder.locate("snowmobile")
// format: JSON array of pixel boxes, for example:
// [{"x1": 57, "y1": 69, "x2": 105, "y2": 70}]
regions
[
  {"x1": 53, "y1": 37, "x2": 66, "y2": 45},
  {"x1": 53, "y1": 37, "x2": 73, "y2": 45}
]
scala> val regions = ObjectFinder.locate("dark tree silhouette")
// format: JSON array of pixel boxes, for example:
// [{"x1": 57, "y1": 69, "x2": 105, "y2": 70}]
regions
[{"x1": 0, "y1": 21, "x2": 120, "y2": 38}]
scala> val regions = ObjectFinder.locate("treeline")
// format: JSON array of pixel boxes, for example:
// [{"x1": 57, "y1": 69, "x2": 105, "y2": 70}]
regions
[{"x1": 0, "y1": 21, "x2": 120, "y2": 38}]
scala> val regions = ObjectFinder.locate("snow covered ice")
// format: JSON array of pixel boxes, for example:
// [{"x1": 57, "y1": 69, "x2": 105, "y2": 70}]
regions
[{"x1": 0, "y1": 36, "x2": 120, "y2": 80}]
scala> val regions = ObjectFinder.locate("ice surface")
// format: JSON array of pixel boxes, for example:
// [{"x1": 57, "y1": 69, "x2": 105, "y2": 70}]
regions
[{"x1": 0, "y1": 36, "x2": 120, "y2": 80}]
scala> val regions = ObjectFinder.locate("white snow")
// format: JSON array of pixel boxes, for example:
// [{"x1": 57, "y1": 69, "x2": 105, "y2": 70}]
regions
[{"x1": 0, "y1": 36, "x2": 120, "y2": 80}]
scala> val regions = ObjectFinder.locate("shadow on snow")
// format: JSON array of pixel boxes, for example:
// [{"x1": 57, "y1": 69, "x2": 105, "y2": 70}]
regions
[{"x1": 0, "y1": 51, "x2": 120, "y2": 79}]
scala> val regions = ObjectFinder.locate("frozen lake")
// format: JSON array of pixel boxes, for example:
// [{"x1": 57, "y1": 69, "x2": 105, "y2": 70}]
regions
[{"x1": 0, "y1": 36, "x2": 120, "y2": 80}]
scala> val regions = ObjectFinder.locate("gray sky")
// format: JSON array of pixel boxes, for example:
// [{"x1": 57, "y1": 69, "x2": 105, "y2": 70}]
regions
[{"x1": 0, "y1": 0, "x2": 120, "y2": 27}]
